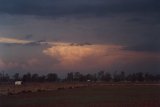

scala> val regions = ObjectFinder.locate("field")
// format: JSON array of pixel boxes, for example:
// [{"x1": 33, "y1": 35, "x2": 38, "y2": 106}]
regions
[{"x1": 0, "y1": 83, "x2": 160, "y2": 107}]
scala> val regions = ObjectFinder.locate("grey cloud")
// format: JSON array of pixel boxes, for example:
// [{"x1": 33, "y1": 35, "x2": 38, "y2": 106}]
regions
[
  {"x1": 0, "y1": 0, "x2": 159, "y2": 53},
  {"x1": 24, "y1": 34, "x2": 33, "y2": 39},
  {"x1": 126, "y1": 16, "x2": 160, "y2": 25},
  {"x1": 0, "y1": 0, "x2": 159, "y2": 17},
  {"x1": 69, "y1": 42, "x2": 92, "y2": 46},
  {"x1": 124, "y1": 44, "x2": 160, "y2": 53},
  {"x1": 0, "y1": 41, "x2": 46, "y2": 47},
  {"x1": 23, "y1": 41, "x2": 42, "y2": 46},
  {"x1": 0, "y1": 43, "x2": 20, "y2": 47},
  {"x1": 123, "y1": 35, "x2": 160, "y2": 53},
  {"x1": 0, "y1": 39, "x2": 92, "y2": 47}
]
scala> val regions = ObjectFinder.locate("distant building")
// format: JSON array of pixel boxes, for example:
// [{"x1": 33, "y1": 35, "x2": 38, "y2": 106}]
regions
[
  {"x1": 15, "y1": 81, "x2": 22, "y2": 85},
  {"x1": 87, "y1": 80, "x2": 91, "y2": 82}
]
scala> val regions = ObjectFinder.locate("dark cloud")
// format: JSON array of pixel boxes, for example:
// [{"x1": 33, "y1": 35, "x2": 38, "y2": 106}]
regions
[
  {"x1": 69, "y1": 42, "x2": 92, "y2": 46},
  {"x1": 8, "y1": 42, "x2": 92, "y2": 47},
  {"x1": 0, "y1": 0, "x2": 159, "y2": 75},
  {"x1": 126, "y1": 18, "x2": 149, "y2": 25},
  {"x1": 0, "y1": 41, "x2": 46, "y2": 47},
  {"x1": 23, "y1": 41, "x2": 42, "y2": 46},
  {"x1": 0, "y1": 42, "x2": 39, "y2": 47},
  {"x1": 124, "y1": 44, "x2": 160, "y2": 53},
  {"x1": 0, "y1": 0, "x2": 159, "y2": 17},
  {"x1": 0, "y1": 43, "x2": 20, "y2": 47},
  {"x1": 123, "y1": 35, "x2": 160, "y2": 52},
  {"x1": 24, "y1": 40, "x2": 51, "y2": 47},
  {"x1": 24, "y1": 34, "x2": 33, "y2": 39},
  {"x1": 126, "y1": 16, "x2": 160, "y2": 25}
]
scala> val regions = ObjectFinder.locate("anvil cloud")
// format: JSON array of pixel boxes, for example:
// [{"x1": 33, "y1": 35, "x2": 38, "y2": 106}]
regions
[{"x1": 0, "y1": 0, "x2": 159, "y2": 75}]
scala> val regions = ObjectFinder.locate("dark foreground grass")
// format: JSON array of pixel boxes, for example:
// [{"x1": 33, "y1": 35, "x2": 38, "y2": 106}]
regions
[{"x1": 1, "y1": 85, "x2": 160, "y2": 107}]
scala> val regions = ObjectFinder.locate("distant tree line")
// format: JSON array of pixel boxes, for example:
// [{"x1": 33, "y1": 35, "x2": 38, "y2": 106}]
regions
[
  {"x1": 0, "y1": 72, "x2": 59, "y2": 82},
  {"x1": 65, "y1": 71, "x2": 160, "y2": 82},
  {"x1": 0, "y1": 71, "x2": 160, "y2": 83}
]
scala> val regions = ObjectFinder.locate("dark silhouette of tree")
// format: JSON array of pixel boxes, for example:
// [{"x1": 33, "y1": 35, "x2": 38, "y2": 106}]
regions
[
  {"x1": 92, "y1": 73, "x2": 98, "y2": 82},
  {"x1": 113, "y1": 71, "x2": 126, "y2": 82},
  {"x1": 0, "y1": 70, "x2": 5, "y2": 82},
  {"x1": 2, "y1": 74, "x2": 10, "y2": 82},
  {"x1": 85, "y1": 74, "x2": 94, "y2": 81},
  {"x1": 0, "y1": 71, "x2": 10, "y2": 82},
  {"x1": 126, "y1": 72, "x2": 144, "y2": 82},
  {"x1": 13, "y1": 73, "x2": 20, "y2": 81},
  {"x1": 66, "y1": 72, "x2": 74, "y2": 81},
  {"x1": 0, "y1": 72, "x2": 2, "y2": 82},
  {"x1": 113, "y1": 71, "x2": 121, "y2": 82},
  {"x1": 74, "y1": 72, "x2": 82, "y2": 81},
  {"x1": 113, "y1": 74, "x2": 121, "y2": 82},
  {"x1": 119, "y1": 71, "x2": 125, "y2": 81},
  {"x1": 97, "y1": 70, "x2": 105, "y2": 81},
  {"x1": 46, "y1": 73, "x2": 58, "y2": 82},
  {"x1": 135, "y1": 72, "x2": 144, "y2": 81},
  {"x1": 22, "y1": 73, "x2": 31, "y2": 82},
  {"x1": 103, "y1": 73, "x2": 112, "y2": 81},
  {"x1": 38, "y1": 75, "x2": 46, "y2": 82},
  {"x1": 126, "y1": 74, "x2": 136, "y2": 82},
  {"x1": 144, "y1": 73, "x2": 154, "y2": 81},
  {"x1": 1, "y1": 70, "x2": 160, "y2": 83},
  {"x1": 31, "y1": 73, "x2": 39, "y2": 82},
  {"x1": 155, "y1": 74, "x2": 160, "y2": 81}
]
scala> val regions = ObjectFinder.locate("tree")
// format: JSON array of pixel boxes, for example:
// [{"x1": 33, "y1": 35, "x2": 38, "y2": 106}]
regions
[
  {"x1": 31, "y1": 73, "x2": 39, "y2": 82},
  {"x1": 66, "y1": 72, "x2": 74, "y2": 81},
  {"x1": 103, "y1": 73, "x2": 112, "y2": 81},
  {"x1": 1, "y1": 73, "x2": 10, "y2": 82},
  {"x1": 155, "y1": 74, "x2": 160, "y2": 81},
  {"x1": 119, "y1": 71, "x2": 125, "y2": 81},
  {"x1": 74, "y1": 72, "x2": 82, "y2": 81},
  {"x1": 144, "y1": 73, "x2": 154, "y2": 81},
  {"x1": 135, "y1": 72, "x2": 144, "y2": 81},
  {"x1": 38, "y1": 75, "x2": 46, "y2": 82},
  {"x1": 22, "y1": 73, "x2": 31, "y2": 82},
  {"x1": 126, "y1": 74, "x2": 136, "y2": 82},
  {"x1": 46, "y1": 73, "x2": 58, "y2": 82},
  {"x1": 0, "y1": 70, "x2": 5, "y2": 81},
  {"x1": 97, "y1": 70, "x2": 105, "y2": 81},
  {"x1": 13, "y1": 73, "x2": 20, "y2": 81},
  {"x1": 0, "y1": 72, "x2": 2, "y2": 82}
]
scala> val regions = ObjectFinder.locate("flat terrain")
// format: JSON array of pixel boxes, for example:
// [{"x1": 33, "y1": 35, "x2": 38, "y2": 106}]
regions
[{"x1": 0, "y1": 84, "x2": 160, "y2": 107}]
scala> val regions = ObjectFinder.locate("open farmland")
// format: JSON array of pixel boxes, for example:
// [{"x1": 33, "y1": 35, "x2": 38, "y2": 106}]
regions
[
  {"x1": 1, "y1": 83, "x2": 160, "y2": 107},
  {"x1": 0, "y1": 82, "x2": 90, "y2": 95}
]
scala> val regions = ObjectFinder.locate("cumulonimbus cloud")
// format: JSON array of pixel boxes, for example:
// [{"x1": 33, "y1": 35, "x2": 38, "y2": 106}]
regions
[{"x1": 43, "y1": 44, "x2": 123, "y2": 69}]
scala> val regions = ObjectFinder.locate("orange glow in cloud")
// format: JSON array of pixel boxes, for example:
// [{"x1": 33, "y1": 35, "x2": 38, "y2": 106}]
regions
[
  {"x1": 43, "y1": 43, "x2": 123, "y2": 70},
  {"x1": 43, "y1": 42, "x2": 160, "y2": 72},
  {"x1": 0, "y1": 41, "x2": 159, "y2": 73}
]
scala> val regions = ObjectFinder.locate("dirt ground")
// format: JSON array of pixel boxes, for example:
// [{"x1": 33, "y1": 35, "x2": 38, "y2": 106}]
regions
[
  {"x1": 1, "y1": 83, "x2": 160, "y2": 107},
  {"x1": 0, "y1": 82, "x2": 90, "y2": 95}
]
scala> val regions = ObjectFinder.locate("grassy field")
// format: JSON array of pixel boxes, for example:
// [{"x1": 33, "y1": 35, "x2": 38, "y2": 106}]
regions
[{"x1": 0, "y1": 84, "x2": 160, "y2": 107}]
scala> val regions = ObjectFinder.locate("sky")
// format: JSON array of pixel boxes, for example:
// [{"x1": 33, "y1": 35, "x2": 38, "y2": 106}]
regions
[{"x1": 0, "y1": 0, "x2": 160, "y2": 76}]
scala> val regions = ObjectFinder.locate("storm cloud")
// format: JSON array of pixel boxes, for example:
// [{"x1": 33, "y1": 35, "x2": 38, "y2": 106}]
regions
[
  {"x1": 0, "y1": 0, "x2": 159, "y2": 17},
  {"x1": 0, "y1": 0, "x2": 159, "y2": 75}
]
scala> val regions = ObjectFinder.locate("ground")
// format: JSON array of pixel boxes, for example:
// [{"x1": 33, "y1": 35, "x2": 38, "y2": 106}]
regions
[{"x1": 0, "y1": 83, "x2": 160, "y2": 107}]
